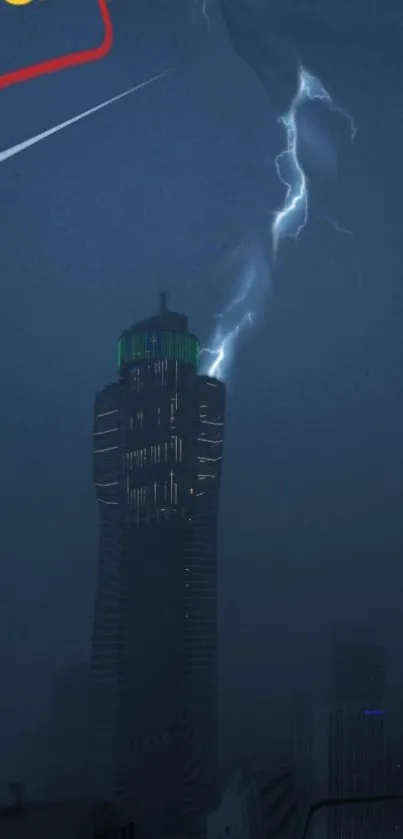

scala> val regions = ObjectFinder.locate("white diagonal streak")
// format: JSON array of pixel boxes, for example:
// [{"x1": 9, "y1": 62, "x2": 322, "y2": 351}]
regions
[{"x1": 0, "y1": 68, "x2": 173, "y2": 164}]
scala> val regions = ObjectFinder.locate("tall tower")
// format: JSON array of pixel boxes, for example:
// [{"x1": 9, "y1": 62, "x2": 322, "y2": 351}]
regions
[
  {"x1": 326, "y1": 640, "x2": 386, "y2": 839},
  {"x1": 90, "y1": 299, "x2": 225, "y2": 838}
]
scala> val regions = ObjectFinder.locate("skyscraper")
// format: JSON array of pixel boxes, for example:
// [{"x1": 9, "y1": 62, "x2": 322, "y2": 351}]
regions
[
  {"x1": 313, "y1": 640, "x2": 386, "y2": 839},
  {"x1": 90, "y1": 296, "x2": 225, "y2": 839}
]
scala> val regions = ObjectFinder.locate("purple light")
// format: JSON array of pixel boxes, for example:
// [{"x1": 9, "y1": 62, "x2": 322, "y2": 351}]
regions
[{"x1": 364, "y1": 709, "x2": 385, "y2": 716}]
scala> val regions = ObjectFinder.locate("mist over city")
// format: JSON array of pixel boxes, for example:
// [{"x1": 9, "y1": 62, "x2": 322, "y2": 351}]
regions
[{"x1": 1, "y1": 1, "x2": 403, "y2": 837}]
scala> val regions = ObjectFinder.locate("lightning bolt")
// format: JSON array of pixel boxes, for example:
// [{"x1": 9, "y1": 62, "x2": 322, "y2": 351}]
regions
[
  {"x1": 201, "y1": 312, "x2": 253, "y2": 379},
  {"x1": 202, "y1": 0, "x2": 210, "y2": 23},
  {"x1": 200, "y1": 0, "x2": 211, "y2": 25},
  {"x1": 272, "y1": 65, "x2": 357, "y2": 255},
  {"x1": 200, "y1": 242, "x2": 270, "y2": 380},
  {"x1": 0, "y1": 69, "x2": 173, "y2": 165},
  {"x1": 329, "y1": 218, "x2": 353, "y2": 237},
  {"x1": 201, "y1": 66, "x2": 356, "y2": 381}
]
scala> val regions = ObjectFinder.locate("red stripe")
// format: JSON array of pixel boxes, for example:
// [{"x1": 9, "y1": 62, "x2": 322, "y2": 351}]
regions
[{"x1": 0, "y1": 0, "x2": 113, "y2": 90}]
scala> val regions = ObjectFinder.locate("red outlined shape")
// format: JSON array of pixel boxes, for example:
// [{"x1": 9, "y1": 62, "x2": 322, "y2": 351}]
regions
[{"x1": 0, "y1": 0, "x2": 113, "y2": 90}]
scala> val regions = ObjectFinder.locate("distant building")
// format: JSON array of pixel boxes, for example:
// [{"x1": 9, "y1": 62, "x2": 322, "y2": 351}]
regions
[
  {"x1": 90, "y1": 296, "x2": 226, "y2": 837},
  {"x1": 0, "y1": 801, "x2": 134, "y2": 839},
  {"x1": 48, "y1": 662, "x2": 90, "y2": 801},
  {"x1": 311, "y1": 640, "x2": 387, "y2": 839},
  {"x1": 7, "y1": 783, "x2": 25, "y2": 809},
  {"x1": 0, "y1": 802, "x2": 89, "y2": 839},
  {"x1": 384, "y1": 743, "x2": 403, "y2": 836},
  {"x1": 382, "y1": 690, "x2": 403, "y2": 836},
  {"x1": 291, "y1": 695, "x2": 313, "y2": 833},
  {"x1": 12, "y1": 713, "x2": 49, "y2": 802},
  {"x1": 207, "y1": 765, "x2": 298, "y2": 839},
  {"x1": 330, "y1": 643, "x2": 384, "y2": 706}
]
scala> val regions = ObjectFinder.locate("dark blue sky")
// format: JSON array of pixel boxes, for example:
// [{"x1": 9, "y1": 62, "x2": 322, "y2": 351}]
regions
[{"x1": 0, "y1": 0, "x2": 403, "y2": 792}]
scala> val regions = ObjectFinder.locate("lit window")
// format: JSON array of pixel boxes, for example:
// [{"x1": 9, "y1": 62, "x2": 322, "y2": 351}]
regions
[{"x1": 96, "y1": 409, "x2": 119, "y2": 418}]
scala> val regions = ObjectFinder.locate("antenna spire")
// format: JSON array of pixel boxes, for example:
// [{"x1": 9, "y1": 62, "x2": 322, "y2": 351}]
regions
[{"x1": 159, "y1": 290, "x2": 168, "y2": 313}]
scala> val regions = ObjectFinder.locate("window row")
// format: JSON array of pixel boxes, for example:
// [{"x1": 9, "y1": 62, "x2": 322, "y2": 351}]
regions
[{"x1": 126, "y1": 437, "x2": 183, "y2": 467}]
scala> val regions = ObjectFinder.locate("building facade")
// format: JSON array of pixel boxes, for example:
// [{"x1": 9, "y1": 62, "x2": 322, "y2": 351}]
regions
[
  {"x1": 90, "y1": 297, "x2": 225, "y2": 838},
  {"x1": 0, "y1": 802, "x2": 134, "y2": 839},
  {"x1": 310, "y1": 642, "x2": 387, "y2": 839},
  {"x1": 207, "y1": 765, "x2": 298, "y2": 839},
  {"x1": 292, "y1": 694, "x2": 313, "y2": 835}
]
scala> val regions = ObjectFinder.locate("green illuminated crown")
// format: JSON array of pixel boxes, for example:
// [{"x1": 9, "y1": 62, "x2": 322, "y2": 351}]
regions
[
  {"x1": 118, "y1": 295, "x2": 199, "y2": 372},
  {"x1": 118, "y1": 329, "x2": 199, "y2": 371}
]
